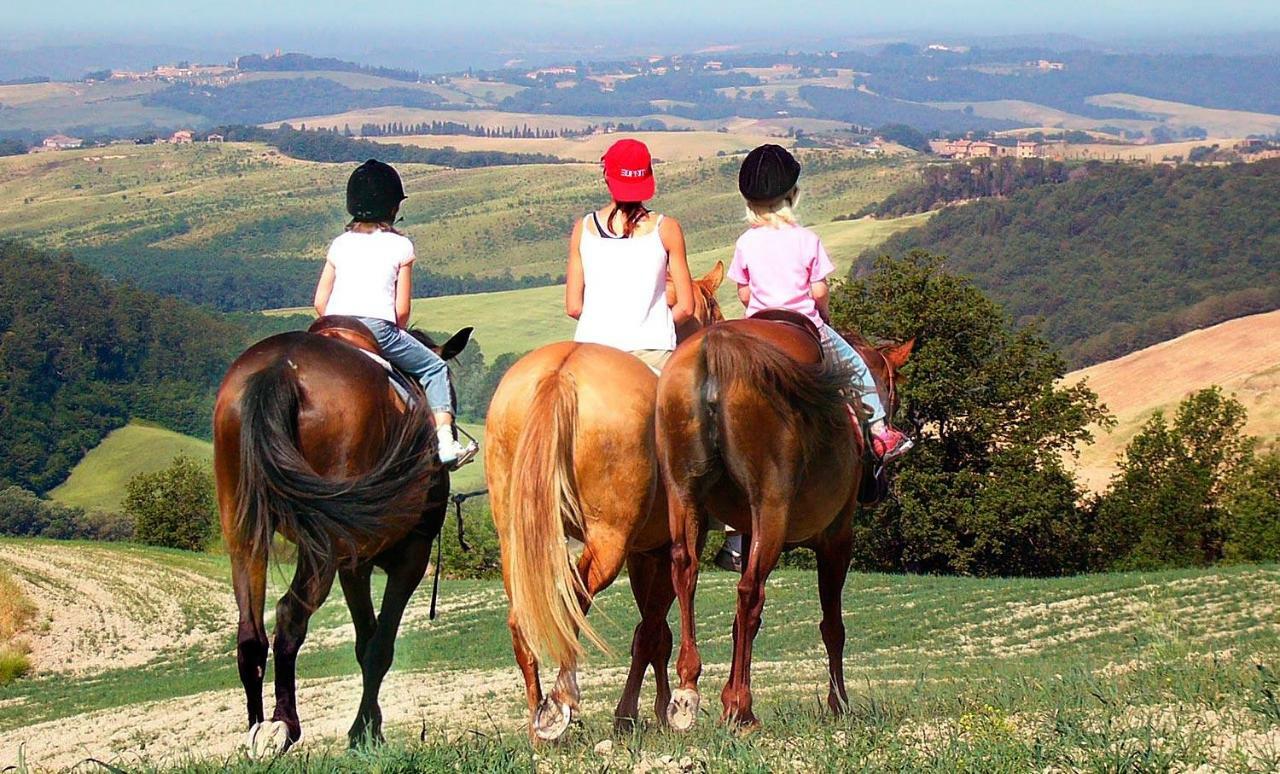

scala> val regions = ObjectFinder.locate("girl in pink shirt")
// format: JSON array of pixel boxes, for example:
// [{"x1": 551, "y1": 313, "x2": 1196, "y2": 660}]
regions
[{"x1": 728, "y1": 144, "x2": 912, "y2": 462}]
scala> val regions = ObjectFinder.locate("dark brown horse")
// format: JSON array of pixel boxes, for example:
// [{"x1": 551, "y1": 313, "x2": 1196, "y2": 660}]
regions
[
  {"x1": 486, "y1": 264, "x2": 724, "y2": 741},
  {"x1": 655, "y1": 317, "x2": 912, "y2": 731},
  {"x1": 213, "y1": 316, "x2": 472, "y2": 754}
]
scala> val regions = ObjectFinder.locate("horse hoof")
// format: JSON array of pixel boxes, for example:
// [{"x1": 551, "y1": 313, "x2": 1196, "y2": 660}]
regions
[
  {"x1": 667, "y1": 688, "x2": 700, "y2": 732},
  {"x1": 533, "y1": 698, "x2": 573, "y2": 742},
  {"x1": 246, "y1": 720, "x2": 296, "y2": 758}
]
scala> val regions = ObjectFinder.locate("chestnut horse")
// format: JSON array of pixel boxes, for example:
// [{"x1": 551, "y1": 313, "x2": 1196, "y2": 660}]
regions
[
  {"x1": 485, "y1": 263, "x2": 724, "y2": 741},
  {"x1": 655, "y1": 317, "x2": 912, "y2": 731},
  {"x1": 213, "y1": 317, "x2": 472, "y2": 754}
]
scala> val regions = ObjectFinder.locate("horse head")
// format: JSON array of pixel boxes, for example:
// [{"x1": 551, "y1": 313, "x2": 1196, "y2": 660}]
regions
[
  {"x1": 671, "y1": 261, "x2": 726, "y2": 342},
  {"x1": 862, "y1": 336, "x2": 915, "y2": 424}
]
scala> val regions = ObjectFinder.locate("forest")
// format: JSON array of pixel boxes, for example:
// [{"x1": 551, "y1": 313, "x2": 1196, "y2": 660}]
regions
[
  {"x1": 862, "y1": 159, "x2": 1280, "y2": 366},
  {"x1": 848, "y1": 157, "x2": 1073, "y2": 218},
  {"x1": 234, "y1": 53, "x2": 421, "y2": 83},
  {"x1": 142, "y1": 78, "x2": 448, "y2": 125}
]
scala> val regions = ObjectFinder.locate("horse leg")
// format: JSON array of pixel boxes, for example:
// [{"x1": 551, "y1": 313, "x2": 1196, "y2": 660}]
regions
[
  {"x1": 537, "y1": 537, "x2": 626, "y2": 741},
  {"x1": 814, "y1": 514, "x2": 855, "y2": 715},
  {"x1": 230, "y1": 544, "x2": 269, "y2": 733},
  {"x1": 339, "y1": 563, "x2": 378, "y2": 666},
  {"x1": 255, "y1": 555, "x2": 336, "y2": 755},
  {"x1": 720, "y1": 502, "x2": 786, "y2": 731},
  {"x1": 348, "y1": 533, "x2": 433, "y2": 747},
  {"x1": 613, "y1": 546, "x2": 677, "y2": 732},
  {"x1": 667, "y1": 491, "x2": 707, "y2": 732}
]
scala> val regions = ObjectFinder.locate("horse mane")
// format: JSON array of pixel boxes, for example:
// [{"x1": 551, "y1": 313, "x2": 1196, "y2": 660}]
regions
[{"x1": 700, "y1": 325, "x2": 852, "y2": 475}]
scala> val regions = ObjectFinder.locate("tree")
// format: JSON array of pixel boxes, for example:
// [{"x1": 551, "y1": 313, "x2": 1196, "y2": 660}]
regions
[
  {"x1": 875, "y1": 123, "x2": 929, "y2": 153},
  {"x1": 831, "y1": 251, "x2": 1111, "y2": 576},
  {"x1": 1221, "y1": 451, "x2": 1280, "y2": 563},
  {"x1": 125, "y1": 455, "x2": 216, "y2": 551},
  {"x1": 1093, "y1": 388, "x2": 1253, "y2": 570}
]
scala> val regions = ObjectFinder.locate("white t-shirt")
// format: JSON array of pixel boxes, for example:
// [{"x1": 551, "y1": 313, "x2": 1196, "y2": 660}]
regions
[{"x1": 322, "y1": 230, "x2": 416, "y2": 323}]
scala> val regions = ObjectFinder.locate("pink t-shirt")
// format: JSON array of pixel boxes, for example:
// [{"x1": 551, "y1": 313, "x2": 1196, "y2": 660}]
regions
[{"x1": 727, "y1": 225, "x2": 835, "y2": 327}]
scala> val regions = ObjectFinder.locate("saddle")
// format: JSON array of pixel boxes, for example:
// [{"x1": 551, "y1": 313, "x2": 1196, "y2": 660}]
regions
[
  {"x1": 748, "y1": 308, "x2": 888, "y2": 505},
  {"x1": 309, "y1": 316, "x2": 422, "y2": 406}
]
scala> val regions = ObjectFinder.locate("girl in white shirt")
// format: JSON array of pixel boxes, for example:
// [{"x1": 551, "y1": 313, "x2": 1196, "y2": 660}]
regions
[
  {"x1": 565, "y1": 138, "x2": 694, "y2": 372},
  {"x1": 313, "y1": 159, "x2": 475, "y2": 468}
]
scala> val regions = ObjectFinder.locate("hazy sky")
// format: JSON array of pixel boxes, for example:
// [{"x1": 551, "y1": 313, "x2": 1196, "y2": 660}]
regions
[
  {"x1": 3, "y1": 0, "x2": 1277, "y2": 76},
  {"x1": 9, "y1": 0, "x2": 1278, "y2": 39}
]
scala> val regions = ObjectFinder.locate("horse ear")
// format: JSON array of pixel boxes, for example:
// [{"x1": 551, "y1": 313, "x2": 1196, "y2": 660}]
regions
[
  {"x1": 701, "y1": 261, "x2": 725, "y2": 292},
  {"x1": 440, "y1": 327, "x2": 474, "y2": 361},
  {"x1": 882, "y1": 337, "x2": 915, "y2": 370}
]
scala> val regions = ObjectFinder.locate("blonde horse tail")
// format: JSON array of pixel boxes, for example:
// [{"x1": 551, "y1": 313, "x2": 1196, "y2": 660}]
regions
[{"x1": 505, "y1": 368, "x2": 606, "y2": 665}]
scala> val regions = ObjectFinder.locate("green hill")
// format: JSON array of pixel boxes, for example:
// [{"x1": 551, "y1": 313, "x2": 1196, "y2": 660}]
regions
[
  {"x1": 47, "y1": 422, "x2": 213, "y2": 513},
  {"x1": 0, "y1": 142, "x2": 921, "y2": 311},
  {"x1": 863, "y1": 159, "x2": 1280, "y2": 366},
  {"x1": 2, "y1": 538, "x2": 1279, "y2": 770}
]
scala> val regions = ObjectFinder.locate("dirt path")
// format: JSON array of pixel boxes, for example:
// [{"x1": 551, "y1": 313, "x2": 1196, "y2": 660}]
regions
[{"x1": 0, "y1": 543, "x2": 235, "y2": 675}]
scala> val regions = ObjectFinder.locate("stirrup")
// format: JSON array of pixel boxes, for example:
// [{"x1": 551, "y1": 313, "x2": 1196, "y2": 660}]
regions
[
  {"x1": 450, "y1": 439, "x2": 479, "y2": 470},
  {"x1": 449, "y1": 424, "x2": 481, "y2": 470}
]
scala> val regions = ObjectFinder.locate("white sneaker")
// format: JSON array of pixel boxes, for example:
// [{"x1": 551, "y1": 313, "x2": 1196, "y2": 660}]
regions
[{"x1": 436, "y1": 428, "x2": 478, "y2": 470}]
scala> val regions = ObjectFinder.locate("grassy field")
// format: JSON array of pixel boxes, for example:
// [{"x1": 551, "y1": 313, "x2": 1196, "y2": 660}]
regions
[
  {"x1": 48, "y1": 421, "x2": 214, "y2": 513},
  {"x1": 929, "y1": 99, "x2": 1157, "y2": 135},
  {"x1": 1088, "y1": 93, "x2": 1280, "y2": 138},
  {"x1": 377, "y1": 130, "x2": 794, "y2": 162},
  {"x1": 0, "y1": 142, "x2": 922, "y2": 283},
  {"x1": 2, "y1": 538, "x2": 1280, "y2": 770},
  {"x1": 0, "y1": 79, "x2": 204, "y2": 134},
  {"x1": 1066, "y1": 310, "x2": 1280, "y2": 492}
]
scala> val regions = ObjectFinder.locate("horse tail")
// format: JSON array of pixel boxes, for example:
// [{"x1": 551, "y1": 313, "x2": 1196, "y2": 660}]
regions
[
  {"x1": 505, "y1": 367, "x2": 605, "y2": 665},
  {"x1": 698, "y1": 325, "x2": 850, "y2": 479},
  {"x1": 234, "y1": 358, "x2": 437, "y2": 571}
]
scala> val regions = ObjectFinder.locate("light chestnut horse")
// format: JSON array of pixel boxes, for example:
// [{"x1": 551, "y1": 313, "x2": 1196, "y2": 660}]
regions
[
  {"x1": 485, "y1": 264, "x2": 724, "y2": 741},
  {"x1": 655, "y1": 317, "x2": 912, "y2": 731}
]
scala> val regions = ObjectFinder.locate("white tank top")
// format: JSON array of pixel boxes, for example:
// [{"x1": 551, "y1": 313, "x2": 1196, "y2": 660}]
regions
[{"x1": 573, "y1": 212, "x2": 675, "y2": 352}]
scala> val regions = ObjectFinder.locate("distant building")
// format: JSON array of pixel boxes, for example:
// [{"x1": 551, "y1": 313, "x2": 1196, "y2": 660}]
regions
[
  {"x1": 1015, "y1": 140, "x2": 1045, "y2": 158},
  {"x1": 703, "y1": 60, "x2": 724, "y2": 70},
  {"x1": 931, "y1": 139, "x2": 999, "y2": 159},
  {"x1": 170, "y1": 130, "x2": 194, "y2": 144},
  {"x1": 1026, "y1": 59, "x2": 1066, "y2": 71},
  {"x1": 206, "y1": 133, "x2": 224, "y2": 143},
  {"x1": 42, "y1": 134, "x2": 83, "y2": 150}
]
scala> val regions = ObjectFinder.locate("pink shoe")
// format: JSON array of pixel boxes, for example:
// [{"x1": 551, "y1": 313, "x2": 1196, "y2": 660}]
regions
[{"x1": 872, "y1": 426, "x2": 913, "y2": 462}]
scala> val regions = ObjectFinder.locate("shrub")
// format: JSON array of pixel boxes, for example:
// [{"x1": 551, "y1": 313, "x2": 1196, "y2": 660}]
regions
[
  {"x1": 1094, "y1": 388, "x2": 1254, "y2": 570},
  {"x1": 1221, "y1": 451, "x2": 1280, "y2": 563},
  {"x1": 125, "y1": 455, "x2": 216, "y2": 551},
  {"x1": 0, "y1": 486, "x2": 131, "y2": 540}
]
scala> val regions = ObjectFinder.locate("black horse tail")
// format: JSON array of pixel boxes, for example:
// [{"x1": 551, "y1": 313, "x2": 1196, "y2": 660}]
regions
[{"x1": 233, "y1": 358, "x2": 439, "y2": 570}]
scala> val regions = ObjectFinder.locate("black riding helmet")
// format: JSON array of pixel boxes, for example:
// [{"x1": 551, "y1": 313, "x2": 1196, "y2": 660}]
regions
[
  {"x1": 739, "y1": 144, "x2": 801, "y2": 203},
  {"x1": 346, "y1": 159, "x2": 406, "y2": 221}
]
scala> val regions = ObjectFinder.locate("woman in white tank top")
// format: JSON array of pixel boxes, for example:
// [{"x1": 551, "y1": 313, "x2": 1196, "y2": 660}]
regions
[{"x1": 566, "y1": 139, "x2": 694, "y2": 372}]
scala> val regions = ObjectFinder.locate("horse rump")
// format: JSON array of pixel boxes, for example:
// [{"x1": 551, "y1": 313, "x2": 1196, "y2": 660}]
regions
[{"x1": 233, "y1": 358, "x2": 439, "y2": 569}]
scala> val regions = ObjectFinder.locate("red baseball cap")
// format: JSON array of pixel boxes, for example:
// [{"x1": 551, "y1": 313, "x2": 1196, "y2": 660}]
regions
[{"x1": 601, "y1": 139, "x2": 655, "y2": 201}]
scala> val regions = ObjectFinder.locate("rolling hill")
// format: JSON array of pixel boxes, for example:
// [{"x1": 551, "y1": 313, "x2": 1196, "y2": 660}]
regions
[
  {"x1": 864, "y1": 158, "x2": 1280, "y2": 367},
  {"x1": 47, "y1": 422, "x2": 213, "y2": 513},
  {"x1": 0, "y1": 142, "x2": 921, "y2": 311},
  {"x1": 1066, "y1": 310, "x2": 1280, "y2": 492}
]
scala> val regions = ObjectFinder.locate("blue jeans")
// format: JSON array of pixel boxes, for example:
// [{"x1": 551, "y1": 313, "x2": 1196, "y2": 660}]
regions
[
  {"x1": 820, "y1": 324, "x2": 885, "y2": 424},
  {"x1": 359, "y1": 317, "x2": 453, "y2": 413}
]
